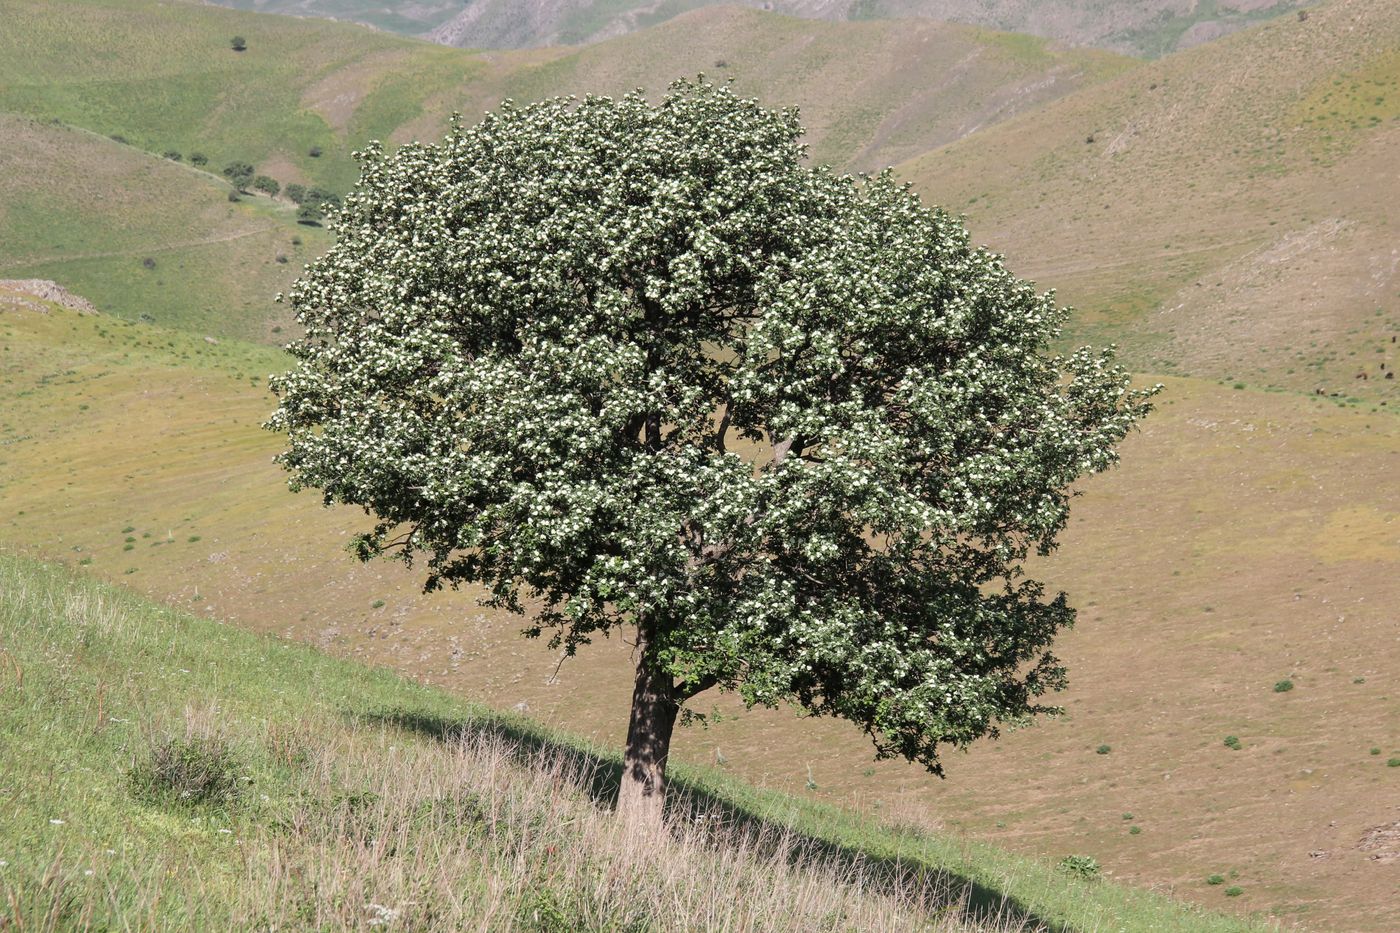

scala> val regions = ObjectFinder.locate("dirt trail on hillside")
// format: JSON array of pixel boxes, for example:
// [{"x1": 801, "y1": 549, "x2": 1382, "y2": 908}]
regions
[{"x1": 0, "y1": 226, "x2": 271, "y2": 271}]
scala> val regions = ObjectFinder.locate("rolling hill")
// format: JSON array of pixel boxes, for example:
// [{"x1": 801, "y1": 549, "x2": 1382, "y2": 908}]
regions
[
  {"x1": 0, "y1": 0, "x2": 1130, "y2": 191},
  {"x1": 0, "y1": 551, "x2": 1258, "y2": 930},
  {"x1": 0, "y1": 0, "x2": 1131, "y2": 337},
  {"x1": 5, "y1": 0, "x2": 1400, "y2": 928},
  {"x1": 4, "y1": 285, "x2": 1399, "y2": 931},
  {"x1": 899, "y1": 0, "x2": 1400, "y2": 406},
  {"x1": 198, "y1": 0, "x2": 1309, "y2": 59},
  {"x1": 0, "y1": 115, "x2": 324, "y2": 338}
]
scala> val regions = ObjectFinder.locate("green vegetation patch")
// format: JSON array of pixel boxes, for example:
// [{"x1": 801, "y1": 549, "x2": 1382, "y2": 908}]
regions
[{"x1": 0, "y1": 556, "x2": 1259, "y2": 931}]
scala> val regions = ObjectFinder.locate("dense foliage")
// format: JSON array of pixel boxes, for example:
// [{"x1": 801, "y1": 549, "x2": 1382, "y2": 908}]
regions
[{"x1": 269, "y1": 79, "x2": 1155, "y2": 775}]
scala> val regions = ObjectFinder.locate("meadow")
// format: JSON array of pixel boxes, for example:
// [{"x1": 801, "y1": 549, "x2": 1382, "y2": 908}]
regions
[
  {"x1": 0, "y1": 555, "x2": 1260, "y2": 930},
  {"x1": 3, "y1": 0, "x2": 1400, "y2": 927}
]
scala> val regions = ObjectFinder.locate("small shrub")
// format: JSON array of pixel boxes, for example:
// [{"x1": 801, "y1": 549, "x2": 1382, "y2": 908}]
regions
[
  {"x1": 230, "y1": 36, "x2": 247, "y2": 52},
  {"x1": 163, "y1": 150, "x2": 182, "y2": 162},
  {"x1": 371, "y1": 599, "x2": 385, "y2": 609},
  {"x1": 290, "y1": 235, "x2": 302, "y2": 246},
  {"x1": 130, "y1": 734, "x2": 243, "y2": 808},
  {"x1": 1371, "y1": 747, "x2": 1381, "y2": 755},
  {"x1": 122, "y1": 543, "x2": 134, "y2": 552},
  {"x1": 141, "y1": 257, "x2": 156, "y2": 270},
  {"x1": 1095, "y1": 744, "x2": 1111, "y2": 755},
  {"x1": 308, "y1": 145, "x2": 322, "y2": 158},
  {"x1": 275, "y1": 254, "x2": 288, "y2": 264},
  {"x1": 1128, "y1": 825, "x2": 1142, "y2": 835},
  {"x1": 228, "y1": 191, "x2": 241, "y2": 202},
  {"x1": 188, "y1": 535, "x2": 201, "y2": 543},
  {"x1": 1057, "y1": 855, "x2": 1100, "y2": 880},
  {"x1": 1121, "y1": 812, "x2": 1133, "y2": 820},
  {"x1": 1223, "y1": 735, "x2": 1242, "y2": 750},
  {"x1": 1273, "y1": 679, "x2": 1294, "y2": 693},
  {"x1": 1224, "y1": 886, "x2": 1243, "y2": 897},
  {"x1": 1387, "y1": 758, "x2": 1400, "y2": 768},
  {"x1": 222, "y1": 161, "x2": 254, "y2": 191},
  {"x1": 109, "y1": 133, "x2": 127, "y2": 144},
  {"x1": 1233, "y1": 382, "x2": 1245, "y2": 390},
  {"x1": 1206, "y1": 874, "x2": 1225, "y2": 885},
  {"x1": 190, "y1": 152, "x2": 208, "y2": 166},
  {"x1": 121, "y1": 525, "x2": 135, "y2": 533},
  {"x1": 124, "y1": 535, "x2": 137, "y2": 543}
]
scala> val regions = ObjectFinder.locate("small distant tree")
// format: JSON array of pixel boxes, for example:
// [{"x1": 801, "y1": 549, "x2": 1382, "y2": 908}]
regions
[
  {"x1": 190, "y1": 152, "x2": 209, "y2": 167},
  {"x1": 268, "y1": 81, "x2": 1157, "y2": 827},
  {"x1": 284, "y1": 183, "x2": 307, "y2": 205},
  {"x1": 253, "y1": 175, "x2": 281, "y2": 197},
  {"x1": 162, "y1": 150, "x2": 182, "y2": 162},
  {"x1": 307, "y1": 145, "x2": 323, "y2": 158},
  {"x1": 305, "y1": 187, "x2": 340, "y2": 211},
  {"x1": 295, "y1": 204, "x2": 323, "y2": 225},
  {"x1": 222, "y1": 161, "x2": 254, "y2": 192},
  {"x1": 230, "y1": 36, "x2": 247, "y2": 52}
]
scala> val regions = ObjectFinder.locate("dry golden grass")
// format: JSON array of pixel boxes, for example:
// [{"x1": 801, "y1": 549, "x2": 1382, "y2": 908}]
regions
[
  {"x1": 3, "y1": 287, "x2": 1397, "y2": 929},
  {"x1": 899, "y1": 0, "x2": 1400, "y2": 405}
]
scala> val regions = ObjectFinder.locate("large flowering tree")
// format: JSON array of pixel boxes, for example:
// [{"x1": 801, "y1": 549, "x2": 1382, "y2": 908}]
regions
[{"x1": 268, "y1": 79, "x2": 1156, "y2": 824}]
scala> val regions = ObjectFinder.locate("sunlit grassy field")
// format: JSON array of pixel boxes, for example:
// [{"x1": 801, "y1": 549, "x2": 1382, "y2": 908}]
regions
[
  {"x1": 3, "y1": 284, "x2": 1398, "y2": 929},
  {"x1": 0, "y1": 555, "x2": 1263, "y2": 931}
]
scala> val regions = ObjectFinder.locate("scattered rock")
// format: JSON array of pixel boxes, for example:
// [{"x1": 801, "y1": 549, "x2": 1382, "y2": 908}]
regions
[
  {"x1": 1357, "y1": 821, "x2": 1400, "y2": 863},
  {"x1": 0, "y1": 279, "x2": 98, "y2": 315}
]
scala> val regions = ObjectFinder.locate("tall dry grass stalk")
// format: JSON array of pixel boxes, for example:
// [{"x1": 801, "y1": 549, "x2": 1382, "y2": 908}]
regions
[{"x1": 226, "y1": 724, "x2": 1033, "y2": 932}]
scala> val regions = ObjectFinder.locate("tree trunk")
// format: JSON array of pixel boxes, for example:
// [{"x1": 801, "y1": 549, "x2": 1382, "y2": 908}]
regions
[{"x1": 617, "y1": 626, "x2": 677, "y2": 828}]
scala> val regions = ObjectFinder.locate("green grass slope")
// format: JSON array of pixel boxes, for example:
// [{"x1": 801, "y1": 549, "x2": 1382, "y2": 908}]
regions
[
  {"x1": 0, "y1": 0, "x2": 1130, "y2": 343},
  {"x1": 0, "y1": 553, "x2": 1257, "y2": 930},
  {"x1": 0, "y1": 115, "x2": 325, "y2": 338},
  {"x1": 0, "y1": 0, "x2": 1130, "y2": 189},
  {"x1": 898, "y1": 0, "x2": 1400, "y2": 406}
]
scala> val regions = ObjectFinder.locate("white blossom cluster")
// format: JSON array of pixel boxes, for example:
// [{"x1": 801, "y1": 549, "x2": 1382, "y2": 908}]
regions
[{"x1": 267, "y1": 79, "x2": 1156, "y2": 773}]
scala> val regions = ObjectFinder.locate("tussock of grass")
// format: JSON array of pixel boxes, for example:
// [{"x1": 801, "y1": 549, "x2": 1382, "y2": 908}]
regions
[{"x1": 0, "y1": 556, "x2": 1257, "y2": 931}]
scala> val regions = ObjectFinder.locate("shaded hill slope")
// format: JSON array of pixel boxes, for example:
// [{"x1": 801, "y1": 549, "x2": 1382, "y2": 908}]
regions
[{"x1": 899, "y1": 0, "x2": 1400, "y2": 406}]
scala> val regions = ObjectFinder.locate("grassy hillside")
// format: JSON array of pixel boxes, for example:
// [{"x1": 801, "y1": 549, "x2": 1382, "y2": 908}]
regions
[
  {"x1": 899, "y1": 0, "x2": 1400, "y2": 406},
  {"x1": 0, "y1": 115, "x2": 323, "y2": 338},
  {"x1": 0, "y1": 0, "x2": 1129, "y2": 189},
  {"x1": 0, "y1": 0, "x2": 1128, "y2": 342},
  {"x1": 478, "y1": 7, "x2": 1133, "y2": 171},
  {"x1": 261, "y1": 0, "x2": 1304, "y2": 59},
  {"x1": 5, "y1": 298, "x2": 1399, "y2": 928},
  {"x1": 0, "y1": 553, "x2": 1259, "y2": 930}
]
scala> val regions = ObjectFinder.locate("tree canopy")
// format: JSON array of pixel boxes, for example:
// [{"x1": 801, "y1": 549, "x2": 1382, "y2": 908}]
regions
[{"x1": 268, "y1": 79, "x2": 1156, "y2": 822}]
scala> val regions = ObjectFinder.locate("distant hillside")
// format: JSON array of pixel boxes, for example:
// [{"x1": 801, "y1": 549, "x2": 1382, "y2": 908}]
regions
[
  {"x1": 198, "y1": 0, "x2": 1308, "y2": 58},
  {"x1": 0, "y1": 0, "x2": 1128, "y2": 188},
  {"x1": 0, "y1": 115, "x2": 322, "y2": 338},
  {"x1": 0, "y1": 0, "x2": 1129, "y2": 341},
  {"x1": 898, "y1": 0, "x2": 1400, "y2": 405}
]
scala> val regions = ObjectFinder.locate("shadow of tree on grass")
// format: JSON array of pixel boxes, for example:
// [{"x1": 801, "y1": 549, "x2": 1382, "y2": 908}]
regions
[{"x1": 356, "y1": 706, "x2": 1066, "y2": 933}]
